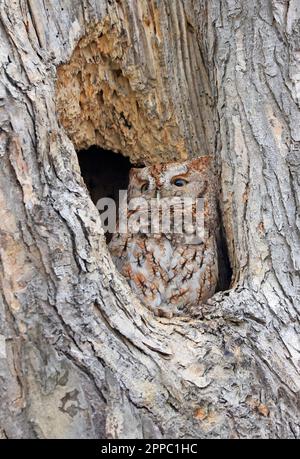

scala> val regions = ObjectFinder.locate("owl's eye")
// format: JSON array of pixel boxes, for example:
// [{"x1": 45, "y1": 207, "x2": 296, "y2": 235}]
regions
[
  {"x1": 141, "y1": 182, "x2": 149, "y2": 192},
  {"x1": 172, "y1": 178, "x2": 188, "y2": 187}
]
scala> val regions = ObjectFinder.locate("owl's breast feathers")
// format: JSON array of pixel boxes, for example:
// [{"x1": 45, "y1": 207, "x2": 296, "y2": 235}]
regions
[{"x1": 109, "y1": 232, "x2": 218, "y2": 315}]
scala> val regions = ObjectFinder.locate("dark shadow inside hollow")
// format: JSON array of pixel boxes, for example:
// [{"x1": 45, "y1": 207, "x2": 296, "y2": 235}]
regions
[{"x1": 77, "y1": 146, "x2": 132, "y2": 242}]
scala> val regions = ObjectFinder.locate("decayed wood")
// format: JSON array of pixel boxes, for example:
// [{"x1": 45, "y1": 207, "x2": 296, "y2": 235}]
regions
[
  {"x1": 55, "y1": 2, "x2": 215, "y2": 163},
  {"x1": 0, "y1": 0, "x2": 299, "y2": 438}
]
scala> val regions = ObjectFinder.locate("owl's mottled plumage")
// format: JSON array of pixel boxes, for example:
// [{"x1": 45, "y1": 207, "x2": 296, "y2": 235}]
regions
[{"x1": 109, "y1": 157, "x2": 219, "y2": 317}]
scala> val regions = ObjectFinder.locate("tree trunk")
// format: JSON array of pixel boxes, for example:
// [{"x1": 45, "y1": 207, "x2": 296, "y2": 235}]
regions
[{"x1": 0, "y1": 0, "x2": 299, "y2": 439}]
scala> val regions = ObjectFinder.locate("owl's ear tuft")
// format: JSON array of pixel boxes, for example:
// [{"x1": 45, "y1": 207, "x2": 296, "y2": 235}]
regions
[
  {"x1": 190, "y1": 156, "x2": 214, "y2": 171},
  {"x1": 129, "y1": 163, "x2": 148, "y2": 181},
  {"x1": 129, "y1": 167, "x2": 142, "y2": 180}
]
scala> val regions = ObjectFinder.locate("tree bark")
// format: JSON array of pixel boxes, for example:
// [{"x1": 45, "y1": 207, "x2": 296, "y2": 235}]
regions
[{"x1": 0, "y1": 0, "x2": 299, "y2": 439}]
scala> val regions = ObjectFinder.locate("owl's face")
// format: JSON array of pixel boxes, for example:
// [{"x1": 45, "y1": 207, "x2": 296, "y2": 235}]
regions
[{"x1": 128, "y1": 157, "x2": 214, "y2": 200}]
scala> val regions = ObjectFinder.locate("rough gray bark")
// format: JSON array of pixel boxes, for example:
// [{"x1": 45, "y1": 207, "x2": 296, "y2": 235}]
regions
[{"x1": 0, "y1": 0, "x2": 299, "y2": 439}]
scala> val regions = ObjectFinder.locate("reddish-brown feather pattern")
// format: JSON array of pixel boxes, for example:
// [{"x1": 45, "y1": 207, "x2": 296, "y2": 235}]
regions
[{"x1": 109, "y1": 156, "x2": 219, "y2": 317}]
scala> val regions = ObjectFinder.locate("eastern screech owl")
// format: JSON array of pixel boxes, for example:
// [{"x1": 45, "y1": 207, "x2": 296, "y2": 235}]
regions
[{"x1": 109, "y1": 156, "x2": 219, "y2": 317}]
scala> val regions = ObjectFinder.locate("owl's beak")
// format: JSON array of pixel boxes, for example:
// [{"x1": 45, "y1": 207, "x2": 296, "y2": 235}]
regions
[{"x1": 155, "y1": 189, "x2": 161, "y2": 199}]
